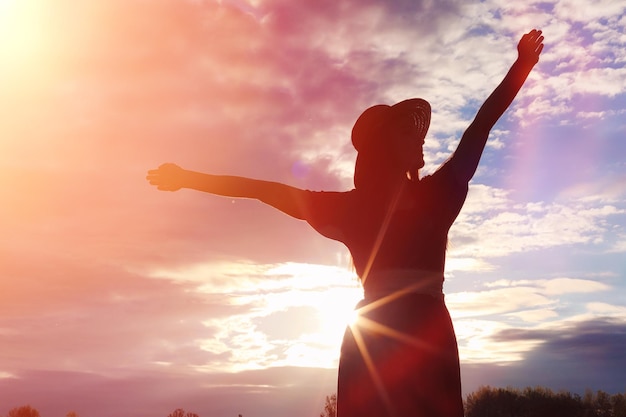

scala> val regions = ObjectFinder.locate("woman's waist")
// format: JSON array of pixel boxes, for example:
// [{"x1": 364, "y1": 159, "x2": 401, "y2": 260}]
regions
[{"x1": 361, "y1": 269, "x2": 444, "y2": 301}]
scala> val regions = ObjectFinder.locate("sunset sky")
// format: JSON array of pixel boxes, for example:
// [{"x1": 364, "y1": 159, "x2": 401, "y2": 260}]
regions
[{"x1": 0, "y1": 0, "x2": 625, "y2": 416}]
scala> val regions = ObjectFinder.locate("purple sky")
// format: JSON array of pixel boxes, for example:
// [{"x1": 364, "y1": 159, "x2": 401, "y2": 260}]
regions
[{"x1": 0, "y1": 0, "x2": 625, "y2": 416}]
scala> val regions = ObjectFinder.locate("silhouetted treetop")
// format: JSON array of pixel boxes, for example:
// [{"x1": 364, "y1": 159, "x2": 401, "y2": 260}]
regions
[
  {"x1": 167, "y1": 408, "x2": 199, "y2": 417},
  {"x1": 7, "y1": 405, "x2": 41, "y2": 417}
]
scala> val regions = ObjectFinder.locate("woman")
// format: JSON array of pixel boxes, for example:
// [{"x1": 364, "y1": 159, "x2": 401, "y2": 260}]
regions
[{"x1": 147, "y1": 29, "x2": 544, "y2": 417}]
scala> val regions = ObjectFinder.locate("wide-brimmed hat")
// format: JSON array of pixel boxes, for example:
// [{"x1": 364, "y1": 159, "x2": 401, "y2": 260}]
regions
[{"x1": 351, "y1": 98, "x2": 431, "y2": 152}]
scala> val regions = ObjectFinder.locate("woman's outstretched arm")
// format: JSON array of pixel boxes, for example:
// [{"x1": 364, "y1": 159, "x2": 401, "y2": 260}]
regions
[
  {"x1": 450, "y1": 29, "x2": 544, "y2": 183},
  {"x1": 146, "y1": 163, "x2": 310, "y2": 220}
]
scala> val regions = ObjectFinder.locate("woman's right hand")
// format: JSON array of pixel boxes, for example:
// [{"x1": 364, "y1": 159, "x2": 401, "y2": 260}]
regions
[
  {"x1": 146, "y1": 163, "x2": 187, "y2": 191},
  {"x1": 517, "y1": 29, "x2": 544, "y2": 67}
]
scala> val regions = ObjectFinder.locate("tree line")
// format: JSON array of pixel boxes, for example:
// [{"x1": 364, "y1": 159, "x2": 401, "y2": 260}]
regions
[
  {"x1": 0, "y1": 407, "x2": 201, "y2": 417},
  {"x1": 318, "y1": 388, "x2": 626, "y2": 417},
  {"x1": 4, "y1": 387, "x2": 626, "y2": 417},
  {"x1": 0, "y1": 407, "x2": 76, "y2": 417},
  {"x1": 464, "y1": 386, "x2": 626, "y2": 417},
  {"x1": 319, "y1": 388, "x2": 626, "y2": 417}
]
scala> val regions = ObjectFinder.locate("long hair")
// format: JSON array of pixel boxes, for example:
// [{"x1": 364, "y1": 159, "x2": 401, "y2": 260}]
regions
[
  {"x1": 353, "y1": 147, "x2": 395, "y2": 191},
  {"x1": 354, "y1": 147, "x2": 420, "y2": 190}
]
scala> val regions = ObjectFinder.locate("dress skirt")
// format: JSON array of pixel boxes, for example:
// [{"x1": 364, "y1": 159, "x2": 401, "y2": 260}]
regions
[{"x1": 337, "y1": 293, "x2": 464, "y2": 417}]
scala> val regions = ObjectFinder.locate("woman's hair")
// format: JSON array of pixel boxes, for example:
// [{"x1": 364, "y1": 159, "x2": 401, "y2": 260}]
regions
[
  {"x1": 353, "y1": 146, "x2": 419, "y2": 190},
  {"x1": 351, "y1": 105, "x2": 394, "y2": 190},
  {"x1": 353, "y1": 146, "x2": 394, "y2": 190}
]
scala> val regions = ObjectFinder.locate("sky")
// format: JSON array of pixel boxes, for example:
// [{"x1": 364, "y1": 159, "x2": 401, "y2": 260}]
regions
[{"x1": 0, "y1": 0, "x2": 624, "y2": 416}]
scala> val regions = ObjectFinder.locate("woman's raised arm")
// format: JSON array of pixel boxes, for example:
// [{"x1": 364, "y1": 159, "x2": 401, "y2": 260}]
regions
[
  {"x1": 146, "y1": 163, "x2": 310, "y2": 220},
  {"x1": 450, "y1": 29, "x2": 544, "y2": 183}
]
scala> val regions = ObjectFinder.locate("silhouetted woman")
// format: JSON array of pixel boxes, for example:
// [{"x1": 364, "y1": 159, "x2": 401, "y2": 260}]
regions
[{"x1": 147, "y1": 29, "x2": 544, "y2": 417}]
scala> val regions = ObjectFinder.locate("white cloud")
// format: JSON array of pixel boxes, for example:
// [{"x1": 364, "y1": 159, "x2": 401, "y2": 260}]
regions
[
  {"x1": 450, "y1": 184, "x2": 624, "y2": 259},
  {"x1": 607, "y1": 235, "x2": 626, "y2": 253},
  {"x1": 554, "y1": 0, "x2": 626, "y2": 23},
  {"x1": 449, "y1": 278, "x2": 623, "y2": 364},
  {"x1": 585, "y1": 302, "x2": 626, "y2": 316},
  {"x1": 570, "y1": 67, "x2": 626, "y2": 97},
  {"x1": 485, "y1": 277, "x2": 611, "y2": 295},
  {"x1": 446, "y1": 276, "x2": 611, "y2": 327},
  {"x1": 453, "y1": 318, "x2": 542, "y2": 363},
  {"x1": 558, "y1": 175, "x2": 626, "y2": 202},
  {"x1": 150, "y1": 261, "x2": 362, "y2": 371},
  {"x1": 447, "y1": 287, "x2": 555, "y2": 319},
  {"x1": 505, "y1": 308, "x2": 559, "y2": 322},
  {"x1": 445, "y1": 257, "x2": 495, "y2": 273}
]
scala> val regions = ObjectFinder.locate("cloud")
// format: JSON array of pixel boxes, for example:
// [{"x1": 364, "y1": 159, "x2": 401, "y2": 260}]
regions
[
  {"x1": 145, "y1": 261, "x2": 362, "y2": 371},
  {"x1": 447, "y1": 274, "x2": 622, "y2": 372},
  {"x1": 586, "y1": 302, "x2": 626, "y2": 315},
  {"x1": 553, "y1": 0, "x2": 626, "y2": 23},
  {"x1": 447, "y1": 287, "x2": 555, "y2": 319},
  {"x1": 485, "y1": 317, "x2": 626, "y2": 393},
  {"x1": 449, "y1": 184, "x2": 625, "y2": 260},
  {"x1": 607, "y1": 235, "x2": 626, "y2": 253},
  {"x1": 447, "y1": 276, "x2": 613, "y2": 326},
  {"x1": 445, "y1": 273, "x2": 619, "y2": 366},
  {"x1": 484, "y1": 277, "x2": 610, "y2": 295},
  {"x1": 0, "y1": 258, "x2": 243, "y2": 375},
  {"x1": 458, "y1": 316, "x2": 626, "y2": 396}
]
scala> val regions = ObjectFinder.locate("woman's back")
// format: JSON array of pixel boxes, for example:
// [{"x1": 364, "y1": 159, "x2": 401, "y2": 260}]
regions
[{"x1": 306, "y1": 162, "x2": 468, "y2": 280}]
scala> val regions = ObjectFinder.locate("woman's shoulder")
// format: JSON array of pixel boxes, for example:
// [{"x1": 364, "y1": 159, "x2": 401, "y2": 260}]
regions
[
  {"x1": 305, "y1": 188, "x2": 356, "y2": 201},
  {"x1": 303, "y1": 189, "x2": 358, "y2": 242},
  {"x1": 302, "y1": 188, "x2": 358, "y2": 216},
  {"x1": 422, "y1": 161, "x2": 469, "y2": 192}
]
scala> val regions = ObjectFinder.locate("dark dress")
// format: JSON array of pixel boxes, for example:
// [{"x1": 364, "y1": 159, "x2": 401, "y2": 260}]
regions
[{"x1": 304, "y1": 161, "x2": 468, "y2": 417}]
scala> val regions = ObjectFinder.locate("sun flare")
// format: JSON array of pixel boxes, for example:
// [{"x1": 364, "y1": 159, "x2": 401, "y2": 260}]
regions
[{"x1": 260, "y1": 263, "x2": 364, "y2": 368}]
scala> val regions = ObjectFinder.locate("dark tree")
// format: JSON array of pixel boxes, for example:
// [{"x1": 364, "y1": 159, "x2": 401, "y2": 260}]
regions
[
  {"x1": 7, "y1": 406, "x2": 41, "y2": 417},
  {"x1": 167, "y1": 408, "x2": 199, "y2": 417},
  {"x1": 465, "y1": 386, "x2": 522, "y2": 417},
  {"x1": 611, "y1": 393, "x2": 626, "y2": 417},
  {"x1": 320, "y1": 394, "x2": 337, "y2": 417}
]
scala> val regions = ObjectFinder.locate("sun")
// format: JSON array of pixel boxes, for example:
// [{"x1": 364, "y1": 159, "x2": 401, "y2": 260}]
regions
[
  {"x1": 0, "y1": 1, "x2": 50, "y2": 73},
  {"x1": 315, "y1": 283, "x2": 364, "y2": 336},
  {"x1": 284, "y1": 286, "x2": 363, "y2": 369},
  {"x1": 261, "y1": 262, "x2": 364, "y2": 368}
]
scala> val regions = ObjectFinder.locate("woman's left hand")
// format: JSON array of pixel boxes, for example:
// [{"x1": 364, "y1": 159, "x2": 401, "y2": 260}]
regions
[{"x1": 146, "y1": 163, "x2": 187, "y2": 191}]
